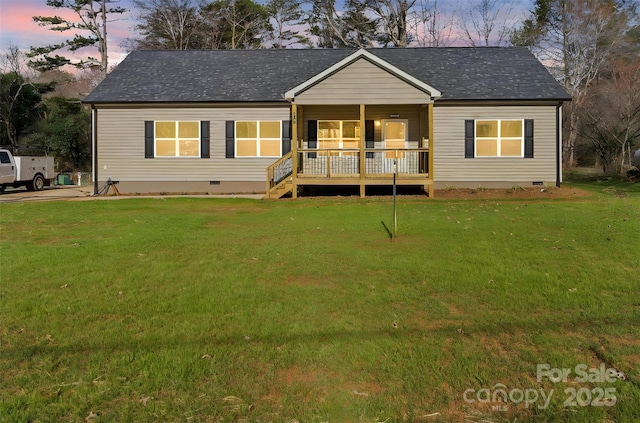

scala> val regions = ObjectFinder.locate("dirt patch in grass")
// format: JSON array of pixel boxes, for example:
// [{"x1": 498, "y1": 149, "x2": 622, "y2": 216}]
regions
[
  {"x1": 274, "y1": 365, "x2": 330, "y2": 404},
  {"x1": 435, "y1": 185, "x2": 593, "y2": 200},
  {"x1": 447, "y1": 303, "x2": 465, "y2": 316},
  {"x1": 278, "y1": 365, "x2": 319, "y2": 387},
  {"x1": 343, "y1": 380, "x2": 385, "y2": 398},
  {"x1": 623, "y1": 354, "x2": 640, "y2": 368},
  {"x1": 283, "y1": 275, "x2": 325, "y2": 287}
]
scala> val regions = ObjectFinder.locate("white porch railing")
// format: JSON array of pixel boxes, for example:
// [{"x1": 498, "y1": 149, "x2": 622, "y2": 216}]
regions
[{"x1": 297, "y1": 148, "x2": 430, "y2": 178}]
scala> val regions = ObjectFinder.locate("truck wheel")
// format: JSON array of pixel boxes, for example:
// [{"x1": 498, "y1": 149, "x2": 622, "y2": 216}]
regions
[{"x1": 29, "y1": 174, "x2": 45, "y2": 191}]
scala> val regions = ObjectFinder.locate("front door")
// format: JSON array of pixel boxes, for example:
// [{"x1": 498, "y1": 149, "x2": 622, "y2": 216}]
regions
[{"x1": 383, "y1": 120, "x2": 407, "y2": 173}]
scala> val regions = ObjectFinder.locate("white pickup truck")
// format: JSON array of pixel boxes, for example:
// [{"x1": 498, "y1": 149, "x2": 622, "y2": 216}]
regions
[{"x1": 0, "y1": 149, "x2": 55, "y2": 192}]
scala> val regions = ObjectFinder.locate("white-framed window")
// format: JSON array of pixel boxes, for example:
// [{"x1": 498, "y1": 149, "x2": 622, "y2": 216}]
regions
[
  {"x1": 155, "y1": 121, "x2": 200, "y2": 157},
  {"x1": 318, "y1": 120, "x2": 360, "y2": 151},
  {"x1": 475, "y1": 119, "x2": 524, "y2": 157},
  {"x1": 235, "y1": 121, "x2": 281, "y2": 157}
]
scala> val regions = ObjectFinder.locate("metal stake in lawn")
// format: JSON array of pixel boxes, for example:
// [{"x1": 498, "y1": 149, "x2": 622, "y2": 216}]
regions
[{"x1": 392, "y1": 158, "x2": 397, "y2": 239}]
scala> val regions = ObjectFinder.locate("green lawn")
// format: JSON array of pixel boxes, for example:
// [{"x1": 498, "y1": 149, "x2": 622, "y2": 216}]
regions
[{"x1": 1, "y1": 186, "x2": 639, "y2": 422}]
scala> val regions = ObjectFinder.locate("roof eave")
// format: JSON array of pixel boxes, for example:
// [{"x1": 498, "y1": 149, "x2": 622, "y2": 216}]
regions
[{"x1": 82, "y1": 99, "x2": 290, "y2": 105}]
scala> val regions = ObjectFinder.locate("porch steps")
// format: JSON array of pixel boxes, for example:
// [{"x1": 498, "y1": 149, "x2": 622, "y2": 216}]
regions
[{"x1": 266, "y1": 177, "x2": 293, "y2": 199}]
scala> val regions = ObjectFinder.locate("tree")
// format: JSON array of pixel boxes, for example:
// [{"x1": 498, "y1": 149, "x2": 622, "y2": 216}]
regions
[
  {"x1": 200, "y1": 0, "x2": 271, "y2": 49},
  {"x1": 129, "y1": 0, "x2": 202, "y2": 50},
  {"x1": 365, "y1": 0, "x2": 417, "y2": 47},
  {"x1": 1, "y1": 46, "x2": 30, "y2": 77},
  {"x1": 0, "y1": 72, "x2": 52, "y2": 148},
  {"x1": 458, "y1": 0, "x2": 517, "y2": 47},
  {"x1": 581, "y1": 60, "x2": 640, "y2": 173},
  {"x1": 305, "y1": 0, "x2": 344, "y2": 48},
  {"x1": 512, "y1": 0, "x2": 632, "y2": 166},
  {"x1": 265, "y1": 0, "x2": 308, "y2": 48},
  {"x1": 408, "y1": 0, "x2": 456, "y2": 47},
  {"x1": 510, "y1": 0, "x2": 552, "y2": 47},
  {"x1": 28, "y1": 0, "x2": 127, "y2": 80},
  {"x1": 305, "y1": 0, "x2": 379, "y2": 48},
  {"x1": 30, "y1": 97, "x2": 91, "y2": 170},
  {"x1": 340, "y1": 0, "x2": 380, "y2": 47}
]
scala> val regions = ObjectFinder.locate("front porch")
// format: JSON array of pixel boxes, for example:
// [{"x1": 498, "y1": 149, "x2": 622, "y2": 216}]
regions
[
  {"x1": 267, "y1": 148, "x2": 432, "y2": 198},
  {"x1": 266, "y1": 103, "x2": 435, "y2": 199},
  {"x1": 264, "y1": 49, "x2": 441, "y2": 198}
]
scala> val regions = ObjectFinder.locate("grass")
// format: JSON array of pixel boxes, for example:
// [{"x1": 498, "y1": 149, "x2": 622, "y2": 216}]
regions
[
  {"x1": 1, "y1": 184, "x2": 639, "y2": 422},
  {"x1": 564, "y1": 168, "x2": 640, "y2": 195}
]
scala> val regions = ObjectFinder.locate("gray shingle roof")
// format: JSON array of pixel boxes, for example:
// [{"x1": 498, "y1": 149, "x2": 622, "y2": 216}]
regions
[{"x1": 83, "y1": 47, "x2": 571, "y2": 103}]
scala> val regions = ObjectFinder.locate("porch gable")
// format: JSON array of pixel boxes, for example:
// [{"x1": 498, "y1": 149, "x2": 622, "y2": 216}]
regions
[{"x1": 285, "y1": 49, "x2": 442, "y2": 105}]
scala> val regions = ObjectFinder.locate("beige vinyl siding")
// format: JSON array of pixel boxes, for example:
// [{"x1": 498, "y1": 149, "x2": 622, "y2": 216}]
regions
[
  {"x1": 96, "y1": 105, "x2": 289, "y2": 182},
  {"x1": 295, "y1": 59, "x2": 432, "y2": 105},
  {"x1": 433, "y1": 105, "x2": 557, "y2": 183}
]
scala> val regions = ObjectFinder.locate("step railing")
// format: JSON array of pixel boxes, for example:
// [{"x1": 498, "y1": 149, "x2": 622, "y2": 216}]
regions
[{"x1": 266, "y1": 151, "x2": 293, "y2": 191}]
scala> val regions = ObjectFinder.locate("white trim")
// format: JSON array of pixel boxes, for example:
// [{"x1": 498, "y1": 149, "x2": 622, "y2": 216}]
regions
[
  {"x1": 284, "y1": 49, "x2": 442, "y2": 101},
  {"x1": 317, "y1": 120, "x2": 360, "y2": 150},
  {"x1": 235, "y1": 120, "x2": 282, "y2": 158},
  {"x1": 474, "y1": 119, "x2": 524, "y2": 158},
  {"x1": 154, "y1": 120, "x2": 201, "y2": 158},
  {"x1": 559, "y1": 105, "x2": 563, "y2": 183},
  {"x1": 91, "y1": 108, "x2": 96, "y2": 190},
  {"x1": 382, "y1": 119, "x2": 409, "y2": 149}
]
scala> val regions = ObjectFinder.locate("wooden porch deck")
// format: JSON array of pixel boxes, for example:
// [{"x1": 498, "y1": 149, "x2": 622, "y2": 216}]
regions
[{"x1": 266, "y1": 148, "x2": 433, "y2": 198}]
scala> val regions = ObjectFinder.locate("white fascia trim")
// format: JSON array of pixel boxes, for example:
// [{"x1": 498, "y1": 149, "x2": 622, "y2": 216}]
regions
[{"x1": 284, "y1": 48, "x2": 443, "y2": 101}]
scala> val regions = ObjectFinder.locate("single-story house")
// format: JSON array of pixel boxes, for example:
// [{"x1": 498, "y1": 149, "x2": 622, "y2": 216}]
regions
[{"x1": 83, "y1": 47, "x2": 571, "y2": 198}]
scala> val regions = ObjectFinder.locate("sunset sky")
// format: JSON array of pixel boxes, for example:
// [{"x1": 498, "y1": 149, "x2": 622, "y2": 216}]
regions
[
  {"x1": 1, "y1": 0, "x2": 136, "y2": 64},
  {"x1": 1, "y1": 0, "x2": 534, "y2": 69}
]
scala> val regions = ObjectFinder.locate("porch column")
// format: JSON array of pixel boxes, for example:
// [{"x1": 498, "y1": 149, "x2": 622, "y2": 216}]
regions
[
  {"x1": 297, "y1": 106, "x2": 304, "y2": 143},
  {"x1": 428, "y1": 103, "x2": 434, "y2": 198},
  {"x1": 359, "y1": 104, "x2": 366, "y2": 198},
  {"x1": 291, "y1": 103, "x2": 298, "y2": 199},
  {"x1": 419, "y1": 106, "x2": 425, "y2": 148}
]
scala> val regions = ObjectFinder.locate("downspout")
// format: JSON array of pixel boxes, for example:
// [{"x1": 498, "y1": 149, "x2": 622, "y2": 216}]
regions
[
  {"x1": 290, "y1": 101, "x2": 298, "y2": 199},
  {"x1": 92, "y1": 105, "x2": 98, "y2": 195},
  {"x1": 556, "y1": 103, "x2": 562, "y2": 187}
]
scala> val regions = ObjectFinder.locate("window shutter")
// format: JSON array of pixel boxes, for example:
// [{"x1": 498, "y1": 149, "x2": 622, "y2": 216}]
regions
[
  {"x1": 282, "y1": 120, "x2": 291, "y2": 155},
  {"x1": 524, "y1": 119, "x2": 534, "y2": 158},
  {"x1": 225, "y1": 121, "x2": 235, "y2": 158},
  {"x1": 200, "y1": 121, "x2": 210, "y2": 158},
  {"x1": 365, "y1": 120, "x2": 375, "y2": 158},
  {"x1": 144, "y1": 121, "x2": 154, "y2": 158},
  {"x1": 308, "y1": 120, "x2": 317, "y2": 159},
  {"x1": 464, "y1": 120, "x2": 475, "y2": 158}
]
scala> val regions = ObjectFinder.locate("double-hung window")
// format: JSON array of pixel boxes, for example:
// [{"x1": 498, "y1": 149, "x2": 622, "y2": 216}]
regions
[
  {"x1": 235, "y1": 121, "x2": 281, "y2": 157},
  {"x1": 475, "y1": 119, "x2": 524, "y2": 157},
  {"x1": 155, "y1": 121, "x2": 200, "y2": 157},
  {"x1": 317, "y1": 120, "x2": 360, "y2": 155}
]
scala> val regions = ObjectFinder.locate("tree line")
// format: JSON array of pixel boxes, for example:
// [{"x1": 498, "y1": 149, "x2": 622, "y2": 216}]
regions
[
  {"x1": 123, "y1": 0, "x2": 520, "y2": 51},
  {"x1": 1, "y1": 0, "x2": 639, "y2": 174}
]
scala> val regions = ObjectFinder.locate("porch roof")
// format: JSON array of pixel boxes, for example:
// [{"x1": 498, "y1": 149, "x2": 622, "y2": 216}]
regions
[
  {"x1": 284, "y1": 49, "x2": 442, "y2": 102},
  {"x1": 83, "y1": 48, "x2": 571, "y2": 104}
]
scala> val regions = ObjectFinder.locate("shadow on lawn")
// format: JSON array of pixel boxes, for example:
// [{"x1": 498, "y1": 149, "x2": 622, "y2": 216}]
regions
[
  {"x1": 8, "y1": 313, "x2": 635, "y2": 363},
  {"x1": 381, "y1": 220, "x2": 393, "y2": 239}
]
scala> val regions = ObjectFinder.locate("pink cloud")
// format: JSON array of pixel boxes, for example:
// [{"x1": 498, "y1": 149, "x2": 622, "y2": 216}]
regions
[{"x1": 0, "y1": 0, "x2": 134, "y2": 68}]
